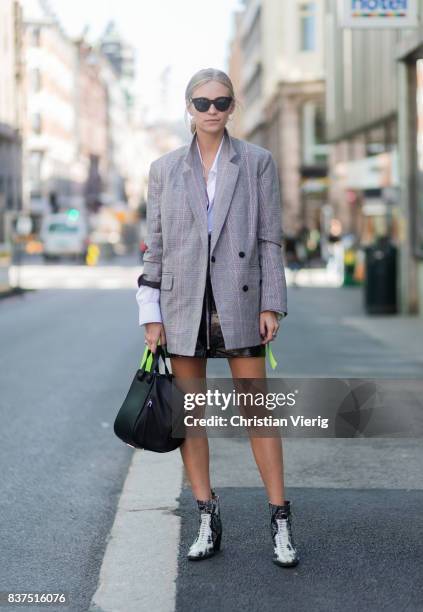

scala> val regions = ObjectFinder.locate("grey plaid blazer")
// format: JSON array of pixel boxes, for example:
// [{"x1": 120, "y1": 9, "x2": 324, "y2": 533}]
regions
[{"x1": 138, "y1": 127, "x2": 288, "y2": 356}]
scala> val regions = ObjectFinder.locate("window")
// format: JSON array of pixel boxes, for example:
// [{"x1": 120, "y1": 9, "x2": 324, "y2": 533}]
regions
[
  {"x1": 301, "y1": 101, "x2": 328, "y2": 164},
  {"x1": 386, "y1": 119, "x2": 398, "y2": 152},
  {"x1": 244, "y1": 64, "x2": 262, "y2": 107},
  {"x1": 31, "y1": 69, "x2": 41, "y2": 93},
  {"x1": 241, "y1": 6, "x2": 262, "y2": 61},
  {"x1": 299, "y1": 2, "x2": 316, "y2": 52},
  {"x1": 7, "y1": 178, "x2": 14, "y2": 210},
  {"x1": 29, "y1": 151, "x2": 42, "y2": 190},
  {"x1": 365, "y1": 125, "x2": 385, "y2": 156},
  {"x1": 31, "y1": 113, "x2": 42, "y2": 134},
  {"x1": 31, "y1": 27, "x2": 40, "y2": 46}
]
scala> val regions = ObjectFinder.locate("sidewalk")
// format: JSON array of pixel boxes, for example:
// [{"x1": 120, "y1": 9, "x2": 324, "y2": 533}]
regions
[
  {"x1": 89, "y1": 451, "x2": 183, "y2": 612},
  {"x1": 276, "y1": 283, "x2": 423, "y2": 377}
]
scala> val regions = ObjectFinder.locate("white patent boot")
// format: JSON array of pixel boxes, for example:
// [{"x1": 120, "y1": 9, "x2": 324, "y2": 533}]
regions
[
  {"x1": 269, "y1": 500, "x2": 300, "y2": 567},
  {"x1": 187, "y1": 489, "x2": 222, "y2": 561}
]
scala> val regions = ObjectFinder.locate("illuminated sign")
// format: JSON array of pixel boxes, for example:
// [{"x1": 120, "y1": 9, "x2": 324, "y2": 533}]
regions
[{"x1": 339, "y1": 0, "x2": 419, "y2": 28}]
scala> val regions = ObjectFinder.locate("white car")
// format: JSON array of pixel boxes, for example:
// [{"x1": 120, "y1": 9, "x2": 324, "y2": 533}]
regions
[{"x1": 40, "y1": 211, "x2": 89, "y2": 262}]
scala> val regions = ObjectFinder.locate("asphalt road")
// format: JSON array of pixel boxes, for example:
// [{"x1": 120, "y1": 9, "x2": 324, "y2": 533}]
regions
[
  {"x1": 175, "y1": 485, "x2": 423, "y2": 612},
  {"x1": 1, "y1": 267, "x2": 423, "y2": 612},
  {"x1": 172, "y1": 283, "x2": 423, "y2": 612},
  {"x1": 0, "y1": 287, "x2": 141, "y2": 612}
]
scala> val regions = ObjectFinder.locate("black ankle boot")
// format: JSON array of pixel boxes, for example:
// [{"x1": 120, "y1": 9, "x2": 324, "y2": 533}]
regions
[
  {"x1": 187, "y1": 489, "x2": 222, "y2": 560},
  {"x1": 269, "y1": 500, "x2": 300, "y2": 567}
]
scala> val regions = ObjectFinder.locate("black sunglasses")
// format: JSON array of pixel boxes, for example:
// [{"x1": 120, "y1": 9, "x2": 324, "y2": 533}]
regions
[{"x1": 190, "y1": 96, "x2": 233, "y2": 112}]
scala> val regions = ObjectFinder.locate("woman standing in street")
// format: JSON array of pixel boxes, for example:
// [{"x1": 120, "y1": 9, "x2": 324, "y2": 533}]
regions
[{"x1": 136, "y1": 68, "x2": 299, "y2": 567}]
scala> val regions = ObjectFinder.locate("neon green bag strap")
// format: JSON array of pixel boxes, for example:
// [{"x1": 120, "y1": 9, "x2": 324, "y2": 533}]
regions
[
  {"x1": 139, "y1": 346, "x2": 153, "y2": 371},
  {"x1": 141, "y1": 341, "x2": 277, "y2": 370},
  {"x1": 139, "y1": 339, "x2": 162, "y2": 372},
  {"x1": 266, "y1": 343, "x2": 278, "y2": 370}
]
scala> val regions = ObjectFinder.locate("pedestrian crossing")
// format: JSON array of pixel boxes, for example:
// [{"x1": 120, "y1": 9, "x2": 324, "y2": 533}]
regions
[{"x1": 8, "y1": 264, "x2": 342, "y2": 290}]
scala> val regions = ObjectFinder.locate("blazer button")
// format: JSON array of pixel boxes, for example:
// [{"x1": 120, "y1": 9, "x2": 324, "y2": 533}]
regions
[
  {"x1": 238, "y1": 251, "x2": 245, "y2": 257},
  {"x1": 242, "y1": 285, "x2": 248, "y2": 291},
  {"x1": 211, "y1": 255, "x2": 215, "y2": 262}
]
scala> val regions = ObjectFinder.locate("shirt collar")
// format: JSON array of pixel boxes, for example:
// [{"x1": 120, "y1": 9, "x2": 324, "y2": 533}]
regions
[{"x1": 195, "y1": 133, "x2": 225, "y2": 177}]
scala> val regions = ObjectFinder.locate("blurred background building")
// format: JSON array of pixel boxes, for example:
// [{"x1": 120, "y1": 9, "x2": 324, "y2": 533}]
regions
[
  {"x1": 0, "y1": 0, "x2": 24, "y2": 243},
  {"x1": 21, "y1": 0, "x2": 79, "y2": 222},
  {"x1": 230, "y1": 0, "x2": 329, "y2": 237},
  {"x1": 2, "y1": 0, "x2": 423, "y2": 316},
  {"x1": 99, "y1": 20, "x2": 136, "y2": 115},
  {"x1": 227, "y1": 0, "x2": 423, "y2": 315},
  {"x1": 74, "y1": 39, "x2": 108, "y2": 212},
  {"x1": 14, "y1": 0, "x2": 145, "y2": 247},
  {"x1": 324, "y1": 0, "x2": 423, "y2": 314}
]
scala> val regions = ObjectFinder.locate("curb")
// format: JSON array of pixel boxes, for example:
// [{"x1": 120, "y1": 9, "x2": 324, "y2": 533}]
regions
[
  {"x1": 0, "y1": 287, "x2": 32, "y2": 300},
  {"x1": 89, "y1": 449, "x2": 184, "y2": 612}
]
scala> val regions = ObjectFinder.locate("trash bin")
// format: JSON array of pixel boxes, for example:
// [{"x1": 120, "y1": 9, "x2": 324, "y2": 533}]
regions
[{"x1": 364, "y1": 237, "x2": 397, "y2": 314}]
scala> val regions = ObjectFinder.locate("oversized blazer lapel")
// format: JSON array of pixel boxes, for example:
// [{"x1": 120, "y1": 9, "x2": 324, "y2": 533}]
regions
[{"x1": 182, "y1": 127, "x2": 240, "y2": 254}]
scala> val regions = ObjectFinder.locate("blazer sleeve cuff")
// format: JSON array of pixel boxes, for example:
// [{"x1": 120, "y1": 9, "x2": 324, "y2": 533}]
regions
[{"x1": 137, "y1": 273, "x2": 161, "y2": 289}]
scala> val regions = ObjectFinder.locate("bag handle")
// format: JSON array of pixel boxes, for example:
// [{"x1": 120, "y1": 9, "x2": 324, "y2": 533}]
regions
[
  {"x1": 139, "y1": 345, "x2": 171, "y2": 377},
  {"x1": 150, "y1": 345, "x2": 171, "y2": 375},
  {"x1": 140, "y1": 338, "x2": 167, "y2": 371}
]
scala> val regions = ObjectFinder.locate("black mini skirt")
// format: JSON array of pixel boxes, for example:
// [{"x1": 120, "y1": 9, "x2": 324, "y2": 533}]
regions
[{"x1": 166, "y1": 234, "x2": 266, "y2": 359}]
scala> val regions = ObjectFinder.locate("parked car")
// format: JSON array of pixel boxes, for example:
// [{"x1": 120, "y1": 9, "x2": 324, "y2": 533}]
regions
[{"x1": 40, "y1": 211, "x2": 89, "y2": 262}]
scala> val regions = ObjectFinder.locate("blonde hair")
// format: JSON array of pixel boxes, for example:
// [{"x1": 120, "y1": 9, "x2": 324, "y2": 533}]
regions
[{"x1": 184, "y1": 68, "x2": 238, "y2": 135}]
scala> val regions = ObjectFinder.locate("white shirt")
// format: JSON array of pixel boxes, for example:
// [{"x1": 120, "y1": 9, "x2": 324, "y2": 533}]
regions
[{"x1": 136, "y1": 134, "x2": 224, "y2": 326}]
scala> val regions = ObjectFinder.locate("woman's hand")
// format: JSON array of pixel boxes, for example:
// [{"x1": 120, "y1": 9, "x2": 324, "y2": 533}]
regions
[
  {"x1": 259, "y1": 311, "x2": 280, "y2": 345},
  {"x1": 144, "y1": 322, "x2": 167, "y2": 353}
]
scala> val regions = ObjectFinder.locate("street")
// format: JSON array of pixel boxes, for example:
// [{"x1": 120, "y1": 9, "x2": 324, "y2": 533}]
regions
[
  {"x1": 0, "y1": 266, "x2": 138, "y2": 611},
  {"x1": 1, "y1": 1, "x2": 423, "y2": 610},
  {"x1": 1, "y1": 258, "x2": 423, "y2": 612}
]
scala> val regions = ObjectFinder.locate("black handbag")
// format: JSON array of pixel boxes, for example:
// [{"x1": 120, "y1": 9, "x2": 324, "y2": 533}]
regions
[{"x1": 114, "y1": 345, "x2": 185, "y2": 452}]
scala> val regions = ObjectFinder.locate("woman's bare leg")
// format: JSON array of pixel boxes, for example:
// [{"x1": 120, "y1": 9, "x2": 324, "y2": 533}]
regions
[
  {"x1": 227, "y1": 355, "x2": 286, "y2": 505},
  {"x1": 170, "y1": 355, "x2": 212, "y2": 501}
]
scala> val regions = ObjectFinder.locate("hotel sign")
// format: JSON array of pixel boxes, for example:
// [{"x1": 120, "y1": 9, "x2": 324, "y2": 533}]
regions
[{"x1": 339, "y1": 0, "x2": 419, "y2": 28}]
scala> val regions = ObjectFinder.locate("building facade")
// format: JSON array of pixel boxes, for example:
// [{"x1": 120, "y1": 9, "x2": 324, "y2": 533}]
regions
[
  {"x1": 74, "y1": 40, "x2": 108, "y2": 211},
  {"x1": 228, "y1": 10, "x2": 245, "y2": 139},
  {"x1": 0, "y1": 0, "x2": 23, "y2": 242},
  {"x1": 21, "y1": 0, "x2": 79, "y2": 220},
  {"x1": 235, "y1": 0, "x2": 328, "y2": 235},
  {"x1": 99, "y1": 21, "x2": 136, "y2": 116},
  {"x1": 97, "y1": 23, "x2": 136, "y2": 206},
  {"x1": 396, "y1": 7, "x2": 423, "y2": 315},
  {"x1": 324, "y1": 0, "x2": 423, "y2": 315}
]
